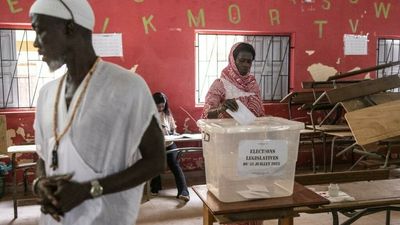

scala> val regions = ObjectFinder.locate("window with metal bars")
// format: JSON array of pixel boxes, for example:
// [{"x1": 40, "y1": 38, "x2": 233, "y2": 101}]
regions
[
  {"x1": 195, "y1": 33, "x2": 291, "y2": 104},
  {"x1": 377, "y1": 38, "x2": 400, "y2": 92},
  {"x1": 0, "y1": 29, "x2": 65, "y2": 108}
]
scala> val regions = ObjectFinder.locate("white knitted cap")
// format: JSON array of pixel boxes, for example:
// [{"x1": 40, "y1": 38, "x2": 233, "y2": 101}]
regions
[{"x1": 29, "y1": 0, "x2": 95, "y2": 31}]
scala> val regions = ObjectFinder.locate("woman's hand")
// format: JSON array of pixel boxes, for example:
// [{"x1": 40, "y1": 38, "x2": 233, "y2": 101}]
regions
[
  {"x1": 206, "y1": 99, "x2": 239, "y2": 119},
  {"x1": 221, "y1": 99, "x2": 239, "y2": 112}
]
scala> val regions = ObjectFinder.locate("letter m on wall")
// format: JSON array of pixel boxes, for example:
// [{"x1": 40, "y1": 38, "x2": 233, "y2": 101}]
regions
[{"x1": 187, "y1": 8, "x2": 206, "y2": 28}]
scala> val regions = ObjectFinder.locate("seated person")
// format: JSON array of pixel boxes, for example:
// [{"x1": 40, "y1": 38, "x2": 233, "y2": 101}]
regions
[{"x1": 150, "y1": 92, "x2": 190, "y2": 202}]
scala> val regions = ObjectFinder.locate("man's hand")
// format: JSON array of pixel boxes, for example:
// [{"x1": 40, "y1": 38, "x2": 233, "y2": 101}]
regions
[
  {"x1": 38, "y1": 198, "x2": 63, "y2": 222},
  {"x1": 53, "y1": 180, "x2": 91, "y2": 214},
  {"x1": 36, "y1": 174, "x2": 73, "y2": 206},
  {"x1": 221, "y1": 98, "x2": 239, "y2": 112},
  {"x1": 36, "y1": 174, "x2": 73, "y2": 221}
]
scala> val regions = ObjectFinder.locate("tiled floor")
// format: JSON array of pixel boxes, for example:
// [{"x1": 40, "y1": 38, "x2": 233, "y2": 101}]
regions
[{"x1": 2, "y1": 186, "x2": 400, "y2": 225}]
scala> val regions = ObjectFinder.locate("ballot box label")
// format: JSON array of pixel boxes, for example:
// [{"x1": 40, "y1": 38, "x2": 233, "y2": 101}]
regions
[{"x1": 237, "y1": 140, "x2": 288, "y2": 176}]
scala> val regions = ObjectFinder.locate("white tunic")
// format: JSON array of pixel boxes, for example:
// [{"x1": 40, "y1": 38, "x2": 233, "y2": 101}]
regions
[{"x1": 34, "y1": 60, "x2": 158, "y2": 225}]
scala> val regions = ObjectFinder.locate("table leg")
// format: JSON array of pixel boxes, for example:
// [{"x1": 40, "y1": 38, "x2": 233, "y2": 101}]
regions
[
  {"x1": 330, "y1": 136, "x2": 338, "y2": 172},
  {"x1": 323, "y1": 133, "x2": 327, "y2": 172},
  {"x1": 386, "y1": 209, "x2": 391, "y2": 225},
  {"x1": 311, "y1": 133, "x2": 316, "y2": 173},
  {"x1": 12, "y1": 153, "x2": 17, "y2": 219},
  {"x1": 278, "y1": 217, "x2": 293, "y2": 225},
  {"x1": 203, "y1": 204, "x2": 215, "y2": 225},
  {"x1": 331, "y1": 210, "x2": 339, "y2": 225}
]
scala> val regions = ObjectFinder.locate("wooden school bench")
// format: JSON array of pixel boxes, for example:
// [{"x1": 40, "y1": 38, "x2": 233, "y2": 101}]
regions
[
  {"x1": 295, "y1": 169, "x2": 396, "y2": 225},
  {"x1": 297, "y1": 178, "x2": 400, "y2": 225},
  {"x1": 192, "y1": 183, "x2": 329, "y2": 225}
]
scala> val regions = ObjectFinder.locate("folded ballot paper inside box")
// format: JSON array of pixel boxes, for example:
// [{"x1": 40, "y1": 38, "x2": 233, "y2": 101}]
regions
[{"x1": 197, "y1": 117, "x2": 304, "y2": 202}]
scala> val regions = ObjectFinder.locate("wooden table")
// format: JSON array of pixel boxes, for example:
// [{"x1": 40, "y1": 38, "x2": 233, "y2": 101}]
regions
[
  {"x1": 164, "y1": 133, "x2": 202, "y2": 142},
  {"x1": 298, "y1": 179, "x2": 400, "y2": 225},
  {"x1": 192, "y1": 183, "x2": 329, "y2": 225},
  {"x1": 8, "y1": 144, "x2": 37, "y2": 219},
  {"x1": 164, "y1": 133, "x2": 202, "y2": 155}
]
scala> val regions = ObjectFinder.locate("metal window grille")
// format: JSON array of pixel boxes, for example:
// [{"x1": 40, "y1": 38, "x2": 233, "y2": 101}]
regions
[
  {"x1": 0, "y1": 29, "x2": 64, "y2": 108},
  {"x1": 195, "y1": 33, "x2": 290, "y2": 104},
  {"x1": 377, "y1": 38, "x2": 400, "y2": 92}
]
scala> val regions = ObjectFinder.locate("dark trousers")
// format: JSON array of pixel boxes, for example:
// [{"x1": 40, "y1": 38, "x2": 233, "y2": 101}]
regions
[{"x1": 150, "y1": 143, "x2": 189, "y2": 196}]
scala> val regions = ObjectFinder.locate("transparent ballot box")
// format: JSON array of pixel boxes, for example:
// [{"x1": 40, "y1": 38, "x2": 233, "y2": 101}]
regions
[{"x1": 197, "y1": 117, "x2": 304, "y2": 202}]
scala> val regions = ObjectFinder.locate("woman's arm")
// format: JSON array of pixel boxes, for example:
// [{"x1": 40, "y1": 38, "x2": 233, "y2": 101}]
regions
[
  {"x1": 168, "y1": 111, "x2": 178, "y2": 134},
  {"x1": 202, "y1": 79, "x2": 225, "y2": 119}
]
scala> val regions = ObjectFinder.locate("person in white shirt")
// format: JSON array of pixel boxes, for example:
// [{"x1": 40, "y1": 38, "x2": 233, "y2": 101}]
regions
[
  {"x1": 30, "y1": 0, "x2": 165, "y2": 224},
  {"x1": 150, "y1": 92, "x2": 190, "y2": 202}
]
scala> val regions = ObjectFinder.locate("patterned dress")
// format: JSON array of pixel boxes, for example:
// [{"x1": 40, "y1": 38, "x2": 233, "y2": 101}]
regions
[
  {"x1": 201, "y1": 43, "x2": 264, "y2": 225},
  {"x1": 202, "y1": 42, "x2": 265, "y2": 119}
]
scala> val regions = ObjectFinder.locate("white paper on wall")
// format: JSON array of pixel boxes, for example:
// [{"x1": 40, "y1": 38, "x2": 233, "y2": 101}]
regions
[
  {"x1": 344, "y1": 34, "x2": 368, "y2": 55},
  {"x1": 92, "y1": 33, "x2": 123, "y2": 57}
]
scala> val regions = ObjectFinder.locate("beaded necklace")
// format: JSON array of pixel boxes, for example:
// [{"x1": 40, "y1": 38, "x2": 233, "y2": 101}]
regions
[{"x1": 51, "y1": 57, "x2": 100, "y2": 170}]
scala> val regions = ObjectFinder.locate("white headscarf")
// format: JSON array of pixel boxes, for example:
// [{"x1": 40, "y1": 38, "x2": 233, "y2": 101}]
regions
[{"x1": 29, "y1": 0, "x2": 95, "y2": 31}]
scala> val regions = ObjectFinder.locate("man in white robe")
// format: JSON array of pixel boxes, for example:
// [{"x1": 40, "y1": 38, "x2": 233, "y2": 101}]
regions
[{"x1": 30, "y1": 0, "x2": 165, "y2": 224}]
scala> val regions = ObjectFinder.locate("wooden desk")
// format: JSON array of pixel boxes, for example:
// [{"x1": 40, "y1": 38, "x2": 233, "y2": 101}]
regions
[
  {"x1": 192, "y1": 183, "x2": 329, "y2": 225},
  {"x1": 8, "y1": 145, "x2": 37, "y2": 153},
  {"x1": 298, "y1": 179, "x2": 400, "y2": 225},
  {"x1": 164, "y1": 133, "x2": 202, "y2": 155},
  {"x1": 164, "y1": 133, "x2": 202, "y2": 142},
  {"x1": 7, "y1": 144, "x2": 37, "y2": 219},
  {"x1": 280, "y1": 91, "x2": 326, "y2": 120}
]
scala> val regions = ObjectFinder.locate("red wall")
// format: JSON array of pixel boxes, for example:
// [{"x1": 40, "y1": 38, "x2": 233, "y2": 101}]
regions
[{"x1": 1, "y1": 0, "x2": 399, "y2": 163}]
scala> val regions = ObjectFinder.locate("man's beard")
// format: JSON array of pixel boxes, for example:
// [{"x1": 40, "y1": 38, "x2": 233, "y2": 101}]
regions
[{"x1": 47, "y1": 58, "x2": 65, "y2": 72}]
